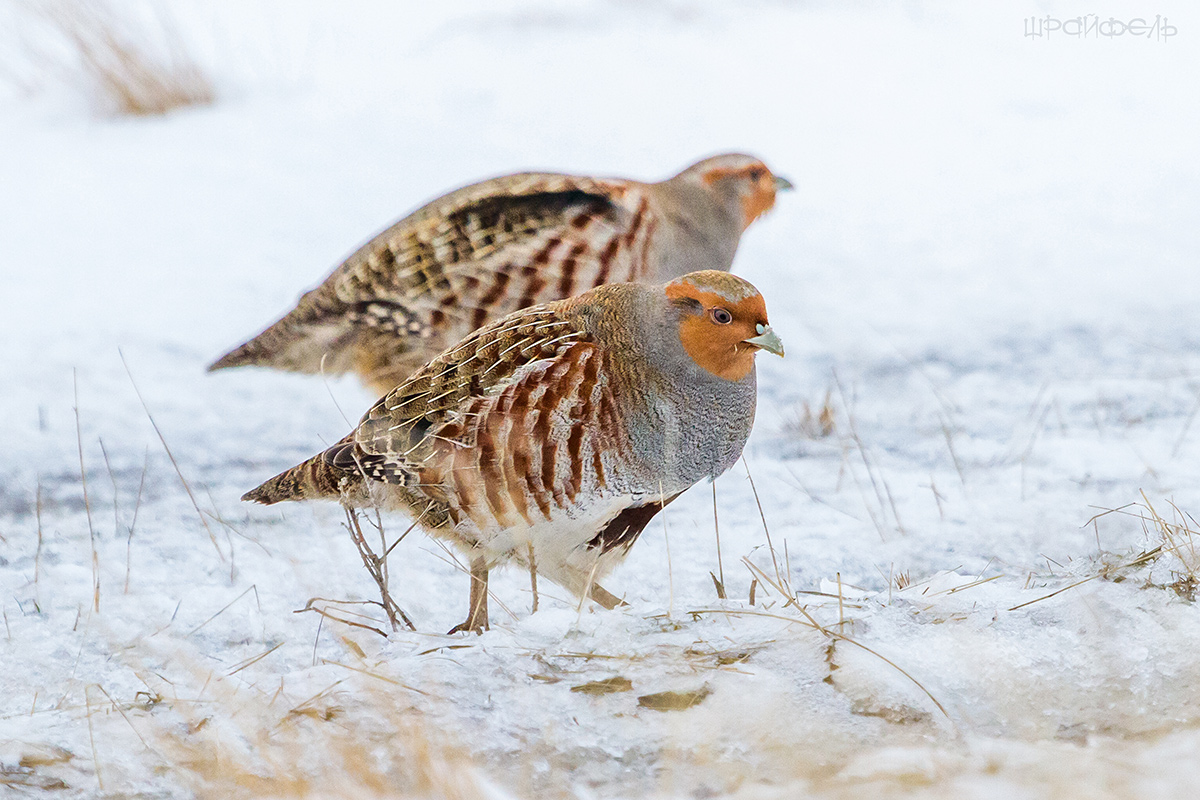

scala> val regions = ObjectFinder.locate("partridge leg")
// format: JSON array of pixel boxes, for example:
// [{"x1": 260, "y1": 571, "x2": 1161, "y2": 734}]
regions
[{"x1": 448, "y1": 556, "x2": 489, "y2": 634}]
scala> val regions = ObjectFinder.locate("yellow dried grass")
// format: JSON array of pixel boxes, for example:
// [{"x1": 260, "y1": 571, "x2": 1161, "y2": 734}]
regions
[{"x1": 23, "y1": 0, "x2": 215, "y2": 116}]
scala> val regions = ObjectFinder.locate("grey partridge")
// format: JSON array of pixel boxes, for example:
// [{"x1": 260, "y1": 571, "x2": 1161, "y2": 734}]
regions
[
  {"x1": 243, "y1": 270, "x2": 784, "y2": 633},
  {"x1": 210, "y1": 154, "x2": 790, "y2": 395}
]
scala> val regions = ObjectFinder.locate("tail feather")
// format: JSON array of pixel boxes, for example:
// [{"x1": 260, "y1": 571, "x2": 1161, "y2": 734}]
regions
[
  {"x1": 209, "y1": 339, "x2": 270, "y2": 372},
  {"x1": 243, "y1": 439, "x2": 363, "y2": 505},
  {"x1": 209, "y1": 304, "x2": 354, "y2": 376}
]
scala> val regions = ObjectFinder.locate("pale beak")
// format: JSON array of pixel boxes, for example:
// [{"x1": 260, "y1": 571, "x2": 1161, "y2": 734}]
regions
[
  {"x1": 773, "y1": 175, "x2": 794, "y2": 192},
  {"x1": 743, "y1": 323, "x2": 785, "y2": 357}
]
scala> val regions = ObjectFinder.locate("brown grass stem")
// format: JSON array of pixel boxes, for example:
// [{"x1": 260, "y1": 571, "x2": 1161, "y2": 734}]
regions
[
  {"x1": 320, "y1": 660, "x2": 429, "y2": 696},
  {"x1": 687, "y1": 606, "x2": 950, "y2": 720},
  {"x1": 742, "y1": 458, "x2": 786, "y2": 593},
  {"x1": 125, "y1": 447, "x2": 148, "y2": 593},
  {"x1": 296, "y1": 599, "x2": 387, "y2": 639},
  {"x1": 74, "y1": 370, "x2": 100, "y2": 613},
  {"x1": 96, "y1": 684, "x2": 157, "y2": 755},
  {"x1": 712, "y1": 481, "x2": 725, "y2": 598},
  {"x1": 120, "y1": 350, "x2": 224, "y2": 561},
  {"x1": 343, "y1": 507, "x2": 415, "y2": 631},
  {"x1": 83, "y1": 684, "x2": 103, "y2": 791},
  {"x1": 528, "y1": 542, "x2": 539, "y2": 613},
  {"x1": 35, "y1": 474, "x2": 44, "y2": 602},
  {"x1": 186, "y1": 585, "x2": 258, "y2": 638},
  {"x1": 227, "y1": 642, "x2": 285, "y2": 676}
]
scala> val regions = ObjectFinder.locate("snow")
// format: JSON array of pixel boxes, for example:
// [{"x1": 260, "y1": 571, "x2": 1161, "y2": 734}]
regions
[{"x1": 3, "y1": 0, "x2": 1200, "y2": 797}]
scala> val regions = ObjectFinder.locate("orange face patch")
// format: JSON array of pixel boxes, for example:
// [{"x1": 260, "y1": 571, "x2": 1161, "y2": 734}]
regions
[
  {"x1": 701, "y1": 164, "x2": 778, "y2": 231},
  {"x1": 667, "y1": 283, "x2": 769, "y2": 382}
]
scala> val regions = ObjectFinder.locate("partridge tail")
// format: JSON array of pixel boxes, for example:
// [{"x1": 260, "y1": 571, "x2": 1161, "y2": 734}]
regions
[
  {"x1": 208, "y1": 335, "x2": 277, "y2": 372},
  {"x1": 209, "y1": 296, "x2": 355, "y2": 376},
  {"x1": 242, "y1": 439, "x2": 363, "y2": 505}
]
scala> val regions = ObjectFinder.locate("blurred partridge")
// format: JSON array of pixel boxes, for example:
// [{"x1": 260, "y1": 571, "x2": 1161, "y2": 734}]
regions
[
  {"x1": 243, "y1": 270, "x2": 784, "y2": 632},
  {"x1": 210, "y1": 154, "x2": 791, "y2": 395}
]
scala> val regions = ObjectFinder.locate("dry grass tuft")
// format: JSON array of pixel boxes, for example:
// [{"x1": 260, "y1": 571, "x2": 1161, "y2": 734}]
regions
[
  {"x1": 1135, "y1": 494, "x2": 1200, "y2": 600},
  {"x1": 786, "y1": 389, "x2": 836, "y2": 440},
  {"x1": 1083, "y1": 496, "x2": 1200, "y2": 601},
  {"x1": 21, "y1": 0, "x2": 214, "y2": 116},
  {"x1": 140, "y1": 674, "x2": 501, "y2": 800}
]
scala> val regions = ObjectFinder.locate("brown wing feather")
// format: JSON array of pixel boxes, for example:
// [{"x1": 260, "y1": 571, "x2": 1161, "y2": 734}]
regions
[
  {"x1": 587, "y1": 495, "x2": 679, "y2": 555},
  {"x1": 325, "y1": 304, "x2": 589, "y2": 484}
]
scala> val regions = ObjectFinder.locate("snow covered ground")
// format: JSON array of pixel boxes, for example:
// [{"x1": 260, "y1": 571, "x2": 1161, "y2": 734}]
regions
[{"x1": 3, "y1": 1, "x2": 1200, "y2": 797}]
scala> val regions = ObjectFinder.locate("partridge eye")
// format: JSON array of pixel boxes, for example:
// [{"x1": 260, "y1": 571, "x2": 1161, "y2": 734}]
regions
[{"x1": 710, "y1": 307, "x2": 733, "y2": 325}]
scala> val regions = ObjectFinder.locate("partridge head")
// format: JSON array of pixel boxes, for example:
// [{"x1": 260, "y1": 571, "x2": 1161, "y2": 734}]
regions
[
  {"x1": 666, "y1": 269, "x2": 785, "y2": 382},
  {"x1": 671, "y1": 153, "x2": 795, "y2": 233},
  {"x1": 209, "y1": 154, "x2": 791, "y2": 396}
]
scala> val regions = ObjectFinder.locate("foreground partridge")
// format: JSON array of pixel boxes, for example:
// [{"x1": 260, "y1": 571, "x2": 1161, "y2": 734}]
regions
[
  {"x1": 243, "y1": 270, "x2": 784, "y2": 632},
  {"x1": 210, "y1": 154, "x2": 791, "y2": 395}
]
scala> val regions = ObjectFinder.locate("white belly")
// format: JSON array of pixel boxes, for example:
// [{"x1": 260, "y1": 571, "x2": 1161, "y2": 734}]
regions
[{"x1": 468, "y1": 494, "x2": 650, "y2": 598}]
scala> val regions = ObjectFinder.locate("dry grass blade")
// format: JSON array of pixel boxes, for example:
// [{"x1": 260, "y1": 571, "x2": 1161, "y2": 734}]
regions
[
  {"x1": 125, "y1": 447, "x2": 149, "y2": 594},
  {"x1": 528, "y1": 541, "x2": 539, "y2": 613},
  {"x1": 281, "y1": 681, "x2": 345, "y2": 726},
  {"x1": 938, "y1": 411, "x2": 966, "y2": 488},
  {"x1": 831, "y1": 369, "x2": 908, "y2": 537},
  {"x1": 320, "y1": 660, "x2": 429, "y2": 695},
  {"x1": 712, "y1": 481, "x2": 725, "y2": 598},
  {"x1": 17, "y1": 745, "x2": 73, "y2": 769},
  {"x1": 710, "y1": 571, "x2": 727, "y2": 600},
  {"x1": 1172, "y1": 391, "x2": 1200, "y2": 458},
  {"x1": 34, "y1": 474, "x2": 44, "y2": 601},
  {"x1": 74, "y1": 370, "x2": 100, "y2": 613},
  {"x1": 186, "y1": 584, "x2": 258, "y2": 638},
  {"x1": 295, "y1": 598, "x2": 388, "y2": 639},
  {"x1": 941, "y1": 574, "x2": 1003, "y2": 595},
  {"x1": 144, "y1": 674, "x2": 489, "y2": 799},
  {"x1": 226, "y1": 642, "x2": 285, "y2": 676},
  {"x1": 120, "y1": 350, "x2": 224, "y2": 561},
  {"x1": 30, "y1": 0, "x2": 215, "y2": 116},
  {"x1": 742, "y1": 458, "x2": 786, "y2": 593},
  {"x1": 836, "y1": 572, "x2": 845, "y2": 632},
  {"x1": 1007, "y1": 575, "x2": 1100, "y2": 611},
  {"x1": 688, "y1": 606, "x2": 951, "y2": 721},
  {"x1": 95, "y1": 685, "x2": 158, "y2": 756},
  {"x1": 82, "y1": 684, "x2": 103, "y2": 791},
  {"x1": 741, "y1": 557, "x2": 816, "y2": 614},
  {"x1": 1008, "y1": 547, "x2": 1160, "y2": 611},
  {"x1": 0, "y1": 767, "x2": 70, "y2": 791},
  {"x1": 97, "y1": 436, "x2": 119, "y2": 539}
]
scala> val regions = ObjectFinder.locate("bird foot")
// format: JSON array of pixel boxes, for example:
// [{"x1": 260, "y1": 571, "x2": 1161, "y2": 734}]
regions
[{"x1": 446, "y1": 618, "x2": 488, "y2": 635}]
